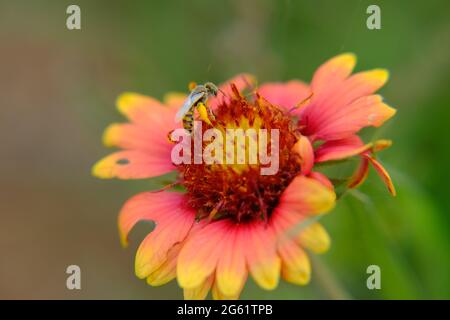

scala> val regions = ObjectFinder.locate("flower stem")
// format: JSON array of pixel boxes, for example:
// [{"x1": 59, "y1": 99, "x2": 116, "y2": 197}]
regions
[{"x1": 311, "y1": 255, "x2": 352, "y2": 300}]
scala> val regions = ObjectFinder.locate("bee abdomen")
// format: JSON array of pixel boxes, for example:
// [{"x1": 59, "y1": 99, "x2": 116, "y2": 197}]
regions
[{"x1": 183, "y1": 109, "x2": 194, "y2": 134}]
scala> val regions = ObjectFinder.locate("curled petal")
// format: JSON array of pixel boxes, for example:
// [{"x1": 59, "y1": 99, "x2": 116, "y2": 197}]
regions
[
  {"x1": 347, "y1": 156, "x2": 370, "y2": 189},
  {"x1": 292, "y1": 135, "x2": 314, "y2": 175},
  {"x1": 366, "y1": 155, "x2": 396, "y2": 196},
  {"x1": 372, "y1": 139, "x2": 392, "y2": 152}
]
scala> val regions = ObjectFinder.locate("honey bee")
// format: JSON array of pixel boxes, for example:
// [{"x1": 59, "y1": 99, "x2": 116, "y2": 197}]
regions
[{"x1": 174, "y1": 82, "x2": 219, "y2": 134}]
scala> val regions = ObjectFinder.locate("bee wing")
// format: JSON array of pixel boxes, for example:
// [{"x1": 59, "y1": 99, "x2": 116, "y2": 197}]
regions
[{"x1": 174, "y1": 91, "x2": 205, "y2": 122}]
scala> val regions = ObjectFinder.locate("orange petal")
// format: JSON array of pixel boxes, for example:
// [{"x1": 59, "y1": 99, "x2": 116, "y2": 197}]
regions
[
  {"x1": 292, "y1": 135, "x2": 314, "y2": 175},
  {"x1": 275, "y1": 176, "x2": 336, "y2": 216},
  {"x1": 184, "y1": 274, "x2": 214, "y2": 300},
  {"x1": 177, "y1": 220, "x2": 229, "y2": 289},
  {"x1": 215, "y1": 223, "x2": 247, "y2": 297},
  {"x1": 92, "y1": 150, "x2": 175, "y2": 179},
  {"x1": 366, "y1": 156, "x2": 396, "y2": 196},
  {"x1": 258, "y1": 80, "x2": 311, "y2": 110}
]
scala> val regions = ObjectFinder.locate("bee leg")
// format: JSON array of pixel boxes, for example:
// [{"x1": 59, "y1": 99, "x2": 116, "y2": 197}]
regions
[
  {"x1": 167, "y1": 129, "x2": 177, "y2": 143},
  {"x1": 207, "y1": 104, "x2": 216, "y2": 121},
  {"x1": 196, "y1": 102, "x2": 213, "y2": 126}
]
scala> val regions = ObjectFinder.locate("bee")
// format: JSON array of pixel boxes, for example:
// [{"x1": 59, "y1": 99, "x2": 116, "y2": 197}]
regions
[{"x1": 174, "y1": 82, "x2": 219, "y2": 134}]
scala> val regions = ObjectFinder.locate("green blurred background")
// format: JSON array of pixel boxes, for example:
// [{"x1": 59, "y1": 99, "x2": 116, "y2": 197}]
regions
[{"x1": 1, "y1": 0, "x2": 449, "y2": 299}]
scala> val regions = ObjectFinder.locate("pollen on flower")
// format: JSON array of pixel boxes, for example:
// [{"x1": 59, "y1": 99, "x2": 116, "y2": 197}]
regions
[{"x1": 175, "y1": 85, "x2": 303, "y2": 222}]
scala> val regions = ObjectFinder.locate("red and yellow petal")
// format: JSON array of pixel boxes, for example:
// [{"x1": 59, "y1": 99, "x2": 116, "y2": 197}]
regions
[
  {"x1": 177, "y1": 220, "x2": 229, "y2": 289},
  {"x1": 208, "y1": 73, "x2": 256, "y2": 109},
  {"x1": 311, "y1": 95, "x2": 396, "y2": 141},
  {"x1": 134, "y1": 200, "x2": 196, "y2": 279},
  {"x1": 163, "y1": 92, "x2": 188, "y2": 109},
  {"x1": 215, "y1": 223, "x2": 248, "y2": 297},
  {"x1": 278, "y1": 240, "x2": 311, "y2": 285},
  {"x1": 92, "y1": 150, "x2": 175, "y2": 179},
  {"x1": 275, "y1": 176, "x2": 336, "y2": 216},
  {"x1": 311, "y1": 53, "x2": 356, "y2": 95},
  {"x1": 258, "y1": 80, "x2": 311, "y2": 110},
  {"x1": 301, "y1": 53, "x2": 394, "y2": 141},
  {"x1": 314, "y1": 135, "x2": 365, "y2": 162},
  {"x1": 315, "y1": 136, "x2": 392, "y2": 163},
  {"x1": 308, "y1": 171, "x2": 334, "y2": 190},
  {"x1": 243, "y1": 222, "x2": 281, "y2": 290},
  {"x1": 298, "y1": 222, "x2": 331, "y2": 254},
  {"x1": 146, "y1": 243, "x2": 181, "y2": 286},
  {"x1": 184, "y1": 274, "x2": 214, "y2": 300},
  {"x1": 148, "y1": 220, "x2": 209, "y2": 288},
  {"x1": 118, "y1": 191, "x2": 190, "y2": 247},
  {"x1": 116, "y1": 92, "x2": 174, "y2": 126},
  {"x1": 348, "y1": 156, "x2": 370, "y2": 189},
  {"x1": 212, "y1": 280, "x2": 243, "y2": 300},
  {"x1": 103, "y1": 123, "x2": 174, "y2": 154}
]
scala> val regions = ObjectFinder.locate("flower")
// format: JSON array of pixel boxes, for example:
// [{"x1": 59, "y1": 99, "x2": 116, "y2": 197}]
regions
[{"x1": 93, "y1": 53, "x2": 396, "y2": 299}]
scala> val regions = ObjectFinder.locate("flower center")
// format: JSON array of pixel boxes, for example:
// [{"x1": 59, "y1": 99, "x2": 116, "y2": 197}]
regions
[{"x1": 176, "y1": 87, "x2": 302, "y2": 222}]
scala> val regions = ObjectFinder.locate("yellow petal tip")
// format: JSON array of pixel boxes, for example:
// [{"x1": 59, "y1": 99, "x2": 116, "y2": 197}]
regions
[
  {"x1": 102, "y1": 124, "x2": 120, "y2": 147},
  {"x1": 365, "y1": 69, "x2": 389, "y2": 86},
  {"x1": 116, "y1": 92, "x2": 142, "y2": 114}
]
